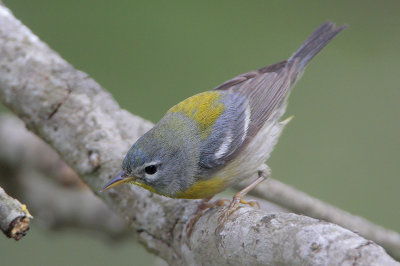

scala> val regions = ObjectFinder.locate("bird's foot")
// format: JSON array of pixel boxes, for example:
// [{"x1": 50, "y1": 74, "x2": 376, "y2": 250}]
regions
[
  {"x1": 216, "y1": 194, "x2": 260, "y2": 230},
  {"x1": 186, "y1": 197, "x2": 229, "y2": 238},
  {"x1": 188, "y1": 165, "x2": 270, "y2": 236},
  {"x1": 216, "y1": 165, "x2": 269, "y2": 232}
]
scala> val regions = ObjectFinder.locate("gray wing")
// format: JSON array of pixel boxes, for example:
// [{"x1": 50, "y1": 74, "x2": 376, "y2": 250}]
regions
[
  {"x1": 214, "y1": 61, "x2": 294, "y2": 138},
  {"x1": 198, "y1": 22, "x2": 346, "y2": 175},
  {"x1": 198, "y1": 92, "x2": 249, "y2": 175},
  {"x1": 198, "y1": 63, "x2": 294, "y2": 178}
]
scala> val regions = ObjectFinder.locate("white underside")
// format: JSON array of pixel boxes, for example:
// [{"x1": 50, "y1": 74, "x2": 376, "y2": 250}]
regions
[{"x1": 216, "y1": 103, "x2": 291, "y2": 187}]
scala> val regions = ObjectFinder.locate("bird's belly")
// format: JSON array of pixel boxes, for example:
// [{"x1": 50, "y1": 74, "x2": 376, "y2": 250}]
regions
[
  {"x1": 175, "y1": 176, "x2": 229, "y2": 199},
  {"x1": 175, "y1": 158, "x2": 257, "y2": 199}
]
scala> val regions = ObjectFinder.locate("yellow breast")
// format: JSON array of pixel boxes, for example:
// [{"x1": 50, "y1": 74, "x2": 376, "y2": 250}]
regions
[{"x1": 175, "y1": 176, "x2": 228, "y2": 199}]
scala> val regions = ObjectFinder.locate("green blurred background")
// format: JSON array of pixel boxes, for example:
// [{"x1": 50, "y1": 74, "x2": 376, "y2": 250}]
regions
[{"x1": 1, "y1": 0, "x2": 399, "y2": 265}]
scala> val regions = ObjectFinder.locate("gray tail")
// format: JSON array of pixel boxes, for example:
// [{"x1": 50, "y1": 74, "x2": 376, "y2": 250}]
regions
[{"x1": 289, "y1": 22, "x2": 347, "y2": 72}]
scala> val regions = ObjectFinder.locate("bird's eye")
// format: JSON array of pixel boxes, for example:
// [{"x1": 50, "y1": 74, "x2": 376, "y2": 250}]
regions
[{"x1": 144, "y1": 165, "x2": 157, "y2": 175}]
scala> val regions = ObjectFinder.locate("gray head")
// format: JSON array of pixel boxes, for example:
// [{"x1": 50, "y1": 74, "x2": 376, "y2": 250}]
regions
[{"x1": 102, "y1": 113, "x2": 200, "y2": 197}]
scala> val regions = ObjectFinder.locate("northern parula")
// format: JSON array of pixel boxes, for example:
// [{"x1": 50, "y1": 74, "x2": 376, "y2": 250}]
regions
[{"x1": 103, "y1": 22, "x2": 346, "y2": 222}]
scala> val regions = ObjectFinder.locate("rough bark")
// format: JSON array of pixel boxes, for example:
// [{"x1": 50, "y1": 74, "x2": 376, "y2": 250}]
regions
[
  {"x1": 0, "y1": 186, "x2": 32, "y2": 240},
  {"x1": 0, "y1": 4, "x2": 398, "y2": 265},
  {"x1": 236, "y1": 178, "x2": 400, "y2": 260},
  {"x1": 0, "y1": 115, "x2": 130, "y2": 239}
]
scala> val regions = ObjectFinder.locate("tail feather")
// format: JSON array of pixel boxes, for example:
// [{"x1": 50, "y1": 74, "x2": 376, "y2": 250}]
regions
[
  {"x1": 213, "y1": 21, "x2": 346, "y2": 142},
  {"x1": 289, "y1": 22, "x2": 347, "y2": 72}
]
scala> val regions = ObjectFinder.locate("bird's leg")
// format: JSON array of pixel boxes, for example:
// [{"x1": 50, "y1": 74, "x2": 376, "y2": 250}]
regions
[
  {"x1": 217, "y1": 165, "x2": 270, "y2": 227},
  {"x1": 186, "y1": 196, "x2": 229, "y2": 237}
]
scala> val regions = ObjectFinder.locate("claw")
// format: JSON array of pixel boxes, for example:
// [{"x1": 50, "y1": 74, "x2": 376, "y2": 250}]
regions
[
  {"x1": 215, "y1": 196, "x2": 261, "y2": 232},
  {"x1": 216, "y1": 170, "x2": 268, "y2": 232},
  {"x1": 239, "y1": 199, "x2": 260, "y2": 209},
  {"x1": 216, "y1": 194, "x2": 244, "y2": 229}
]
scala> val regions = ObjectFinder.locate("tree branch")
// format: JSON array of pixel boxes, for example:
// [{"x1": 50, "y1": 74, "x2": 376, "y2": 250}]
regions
[
  {"x1": 0, "y1": 4, "x2": 398, "y2": 265},
  {"x1": 20, "y1": 172, "x2": 131, "y2": 239},
  {"x1": 0, "y1": 115, "x2": 131, "y2": 239},
  {"x1": 0, "y1": 186, "x2": 32, "y2": 240},
  {"x1": 236, "y1": 178, "x2": 400, "y2": 260}
]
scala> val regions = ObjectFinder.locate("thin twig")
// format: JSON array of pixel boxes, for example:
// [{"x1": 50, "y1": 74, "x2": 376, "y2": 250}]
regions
[{"x1": 0, "y1": 186, "x2": 32, "y2": 240}]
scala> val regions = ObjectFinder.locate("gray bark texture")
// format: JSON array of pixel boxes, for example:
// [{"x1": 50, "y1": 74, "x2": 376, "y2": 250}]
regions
[
  {"x1": 0, "y1": 4, "x2": 398, "y2": 265},
  {"x1": 236, "y1": 179, "x2": 400, "y2": 259},
  {"x1": 0, "y1": 115, "x2": 130, "y2": 239},
  {"x1": 0, "y1": 186, "x2": 32, "y2": 240}
]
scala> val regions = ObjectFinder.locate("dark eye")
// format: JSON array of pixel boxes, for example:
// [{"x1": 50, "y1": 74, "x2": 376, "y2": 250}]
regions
[{"x1": 144, "y1": 165, "x2": 157, "y2": 175}]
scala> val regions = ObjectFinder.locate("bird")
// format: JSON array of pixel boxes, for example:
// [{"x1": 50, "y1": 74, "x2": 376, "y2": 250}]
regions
[{"x1": 102, "y1": 22, "x2": 347, "y2": 228}]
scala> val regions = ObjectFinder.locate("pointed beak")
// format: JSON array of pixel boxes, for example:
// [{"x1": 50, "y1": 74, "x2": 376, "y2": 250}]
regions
[{"x1": 101, "y1": 171, "x2": 135, "y2": 191}]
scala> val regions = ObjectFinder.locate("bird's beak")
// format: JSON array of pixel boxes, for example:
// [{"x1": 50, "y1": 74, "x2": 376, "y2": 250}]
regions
[{"x1": 101, "y1": 171, "x2": 135, "y2": 191}]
